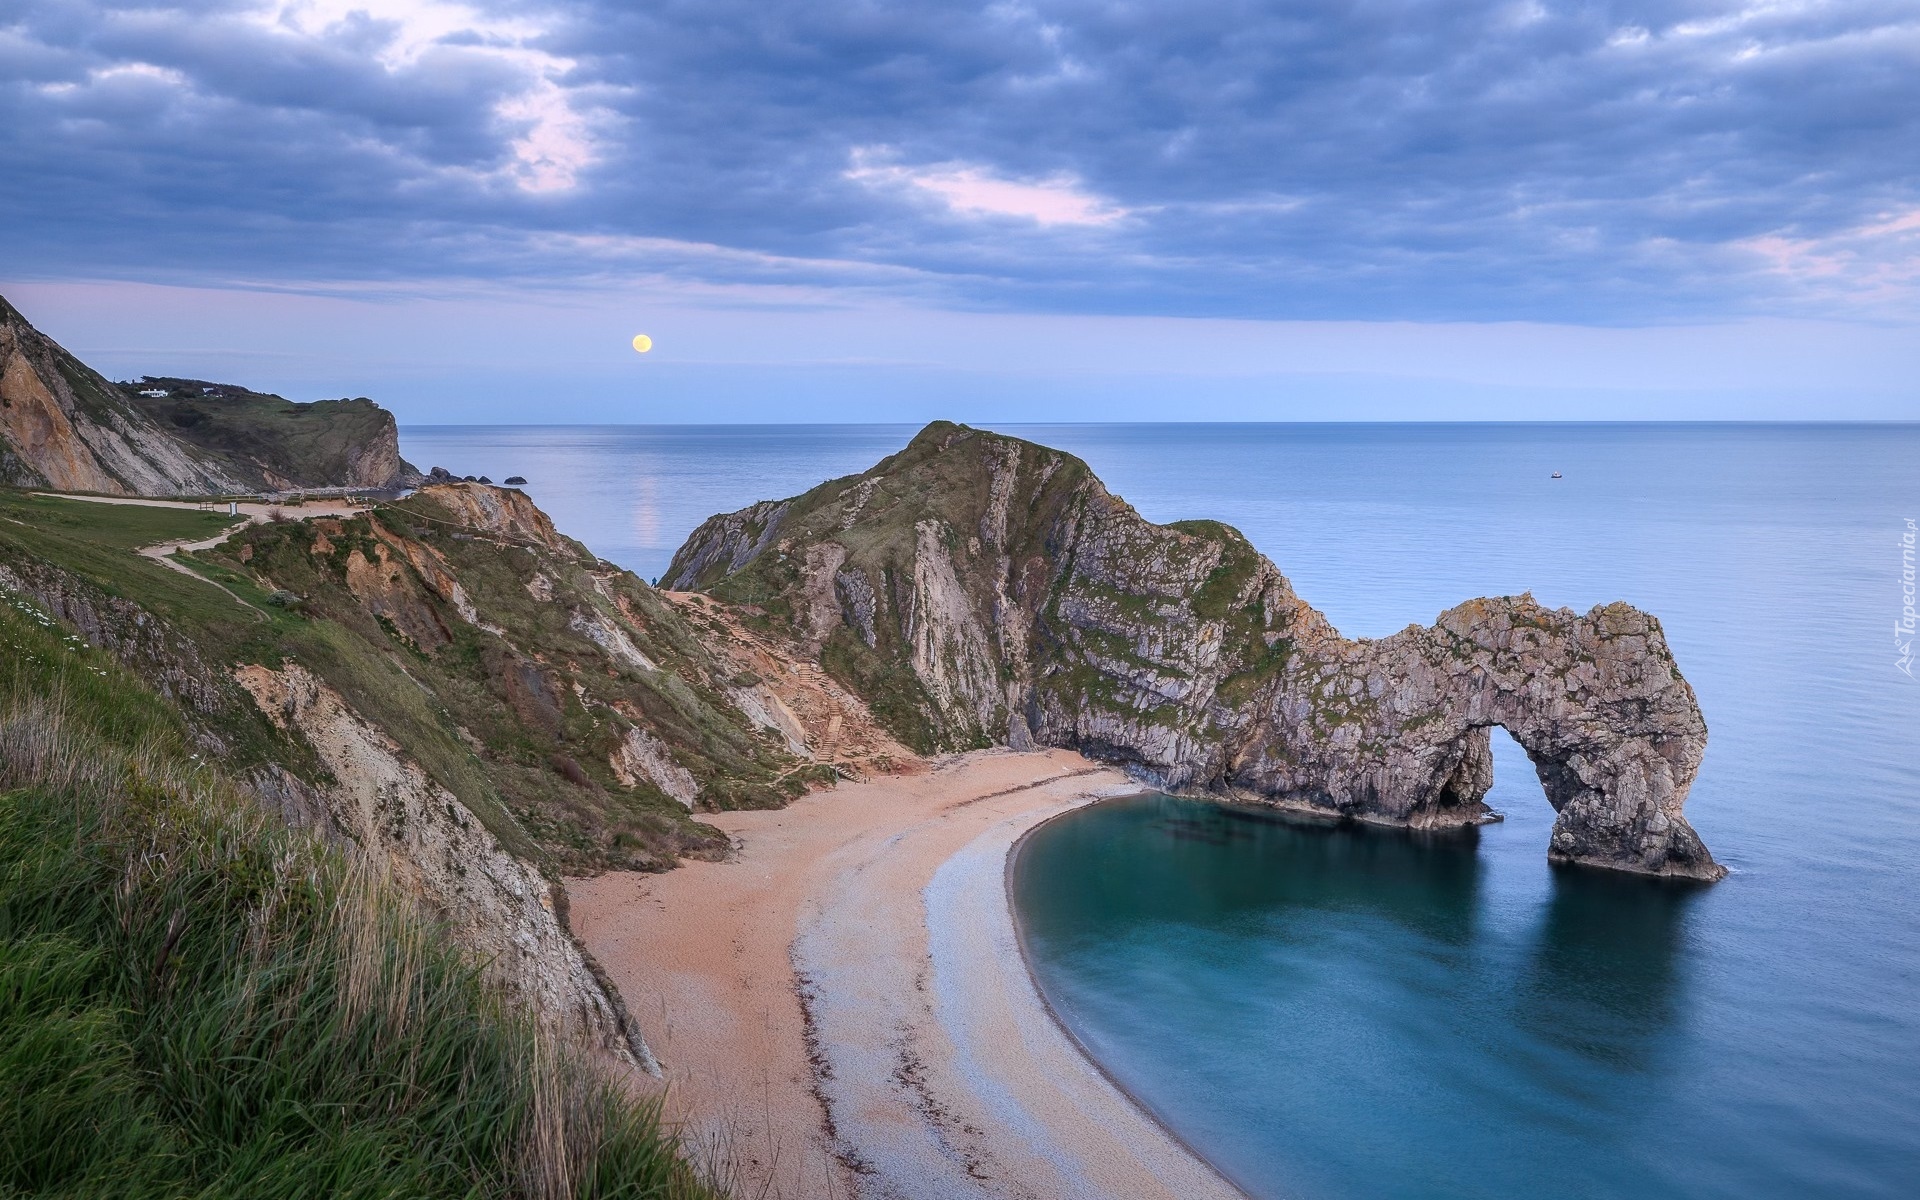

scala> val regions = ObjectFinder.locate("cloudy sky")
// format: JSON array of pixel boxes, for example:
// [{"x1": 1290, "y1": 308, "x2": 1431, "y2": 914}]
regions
[{"x1": 4, "y1": 0, "x2": 1917, "y2": 421}]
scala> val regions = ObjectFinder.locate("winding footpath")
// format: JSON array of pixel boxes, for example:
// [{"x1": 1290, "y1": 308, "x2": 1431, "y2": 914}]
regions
[{"x1": 38, "y1": 492, "x2": 365, "y2": 609}]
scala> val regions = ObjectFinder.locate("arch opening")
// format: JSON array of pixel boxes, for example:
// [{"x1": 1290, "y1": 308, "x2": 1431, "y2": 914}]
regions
[{"x1": 1413, "y1": 717, "x2": 1722, "y2": 881}]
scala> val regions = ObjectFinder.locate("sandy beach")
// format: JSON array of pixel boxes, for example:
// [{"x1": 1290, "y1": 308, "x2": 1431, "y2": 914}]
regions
[{"x1": 567, "y1": 748, "x2": 1245, "y2": 1200}]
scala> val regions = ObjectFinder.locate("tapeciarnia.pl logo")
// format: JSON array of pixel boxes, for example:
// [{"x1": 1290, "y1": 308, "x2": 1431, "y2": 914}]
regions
[{"x1": 1899, "y1": 517, "x2": 1916, "y2": 679}]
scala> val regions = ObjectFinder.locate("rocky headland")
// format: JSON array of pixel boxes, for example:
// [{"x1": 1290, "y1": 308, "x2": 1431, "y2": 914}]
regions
[
  {"x1": 0, "y1": 294, "x2": 418, "y2": 495},
  {"x1": 668, "y1": 420, "x2": 1722, "y2": 880}
]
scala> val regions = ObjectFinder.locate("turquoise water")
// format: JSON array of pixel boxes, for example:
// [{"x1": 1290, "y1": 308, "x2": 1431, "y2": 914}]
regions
[{"x1": 405, "y1": 423, "x2": 1920, "y2": 1198}]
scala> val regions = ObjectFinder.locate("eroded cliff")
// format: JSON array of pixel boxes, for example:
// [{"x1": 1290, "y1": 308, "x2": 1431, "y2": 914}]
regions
[
  {"x1": 668, "y1": 421, "x2": 1723, "y2": 880},
  {"x1": 1, "y1": 296, "x2": 240, "y2": 494},
  {"x1": 126, "y1": 376, "x2": 419, "y2": 492},
  {"x1": 0, "y1": 294, "x2": 417, "y2": 495},
  {"x1": 236, "y1": 660, "x2": 655, "y2": 1067},
  {"x1": 0, "y1": 480, "x2": 869, "y2": 1070}
]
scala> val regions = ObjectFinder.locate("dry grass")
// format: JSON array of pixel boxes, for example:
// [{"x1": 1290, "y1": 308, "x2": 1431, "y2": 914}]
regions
[{"x1": 0, "y1": 589, "x2": 724, "y2": 1199}]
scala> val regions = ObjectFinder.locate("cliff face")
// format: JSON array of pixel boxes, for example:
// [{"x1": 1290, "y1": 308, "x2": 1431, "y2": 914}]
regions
[
  {"x1": 668, "y1": 422, "x2": 1723, "y2": 880},
  {"x1": 236, "y1": 661, "x2": 656, "y2": 1068},
  {"x1": 0, "y1": 294, "x2": 416, "y2": 495},
  {"x1": 210, "y1": 482, "x2": 829, "y2": 870},
  {"x1": 1, "y1": 296, "x2": 240, "y2": 494},
  {"x1": 127, "y1": 377, "x2": 420, "y2": 491}
]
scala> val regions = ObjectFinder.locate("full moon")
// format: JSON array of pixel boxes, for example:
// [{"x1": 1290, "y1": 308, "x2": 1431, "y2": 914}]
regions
[{"x1": 631, "y1": 334, "x2": 653, "y2": 353}]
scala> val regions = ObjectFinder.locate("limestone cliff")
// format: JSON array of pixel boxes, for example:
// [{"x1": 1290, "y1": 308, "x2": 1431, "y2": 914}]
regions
[
  {"x1": 1, "y1": 296, "x2": 240, "y2": 494},
  {"x1": 204, "y1": 482, "x2": 826, "y2": 870},
  {"x1": 667, "y1": 421, "x2": 1723, "y2": 880},
  {"x1": 236, "y1": 661, "x2": 655, "y2": 1068},
  {"x1": 0, "y1": 294, "x2": 417, "y2": 495},
  {"x1": 125, "y1": 376, "x2": 420, "y2": 492}
]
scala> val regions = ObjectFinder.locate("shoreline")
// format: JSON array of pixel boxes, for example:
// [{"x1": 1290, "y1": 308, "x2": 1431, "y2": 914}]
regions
[
  {"x1": 1002, "y1": 803, "x2": 1257, "y2": 1200},
  {"x1": 567, "y1": 749, "x2": 1245, "y2": 1199}
]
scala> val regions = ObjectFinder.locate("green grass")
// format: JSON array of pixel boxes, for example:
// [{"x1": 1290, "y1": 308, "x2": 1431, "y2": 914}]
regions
[
  {"x1": 0, "y1": 586, "x2": 721, "y2": 1200},
  {"x1": 167, "y1": 553, "x2": 287, "y2": 623},
  {"x1": 0, "y1": 495, "x2": 248, "y2": 633},
  {"x1": 0, "y1": 490, "x2": 238, "y2": 552},
  {"x1": 279, "y1": 615, "x2": 546, "y2": 863},
  {"x1": 820, "y1": 628, "x2": 944, "y2": 754},
  {"x1": 0, "y1": 489, "x2": 775, "y2": 872},
  {"x1": 1174, "y1": 523, "x2": 1261, "y2": 622},
  {"x1": 210, "y1": 513, "x2": 753, "y2": 869},
  {"x1": 0, "y1": 493, "x2": 316, "y2": 776}
]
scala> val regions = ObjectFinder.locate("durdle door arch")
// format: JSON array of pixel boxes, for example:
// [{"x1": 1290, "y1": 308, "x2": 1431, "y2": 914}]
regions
[
  {"x1": 1228, "y1": 595, "x2": 1724, "y2": 881},
  {"x1": 662, "y1": 424, "x2": 1723, "y2": 881}
]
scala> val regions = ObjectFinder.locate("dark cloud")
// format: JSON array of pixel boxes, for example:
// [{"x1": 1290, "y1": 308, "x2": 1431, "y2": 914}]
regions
[{"x1": 2, "y1": 0, "x2": 1916, "y2": 320}]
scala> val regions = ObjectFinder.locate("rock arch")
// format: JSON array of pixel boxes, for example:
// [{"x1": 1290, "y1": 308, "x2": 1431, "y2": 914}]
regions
[
  {"x1": 1232, "y1": 596, "x2": 1723, "y2": 880},
  {"x1": 664, "y1": 422, "x2": 1723, "y2": 881}
]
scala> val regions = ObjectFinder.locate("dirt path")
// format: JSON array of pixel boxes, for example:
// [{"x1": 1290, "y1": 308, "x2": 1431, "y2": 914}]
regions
[
  {"x1": 36, "y1": 492, "x2": 366, "y2": 522},
  {"x1": 37, "y1": 492, "x2": 365, "y2": 612}
]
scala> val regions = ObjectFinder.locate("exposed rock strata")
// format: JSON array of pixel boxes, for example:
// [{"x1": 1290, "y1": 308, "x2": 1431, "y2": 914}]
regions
[
  {"x1": 4, "y1": 477, "x2": 887, "y2": 1078},
  {"x1": 236, "y1": 662, "x2": 656, "y2": 1068},
  {"x1": 1, "y1": 296, "x2": 240, "y2": 494},
  {"x1": 415, "y1": 481, "x2": 577, "y2": 551},
  {"x1": 610, "y1": 725, "x2": 700, "y2": 807},
  {"x1": 668, "y1": 421, "x2": 1723, "y2": 880},
  {"x1": 0, "y1": 293, "x2": 417, "y2": 495},
  {"x1": 219, "y1": 484, "x2": 810, "y2": 864},
  {"x1": 663, "y1": 499, "x2": 790, "y2": 588},
  {"x1": 339, "y1": 415, "x2": 413, "y2": 489},
  {"x1": 125, "y1": 378, "x2": 420, "y2": 493},
  {"x1": 0, "y1": 559, "x2": 246, "y2": 749},
  {"x1": 0, "y1": 550, "x2": 657, "y2": 1064}
]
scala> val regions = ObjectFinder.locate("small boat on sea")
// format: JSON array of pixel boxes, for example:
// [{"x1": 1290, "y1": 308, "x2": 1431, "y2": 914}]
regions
[{"x1": 1551, "y1": 471, "x2": 1563, "y2": 479}]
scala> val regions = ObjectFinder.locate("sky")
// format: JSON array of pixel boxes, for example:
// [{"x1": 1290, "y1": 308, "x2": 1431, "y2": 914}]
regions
[{"x1": 3, "y1": 0, "x2": 1917, "y2": 422}]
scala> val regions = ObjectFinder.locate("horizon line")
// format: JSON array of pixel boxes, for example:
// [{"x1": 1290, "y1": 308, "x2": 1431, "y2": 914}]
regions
[{"x1": 398, "y1": 417, "x2": 1920, "y2": 428}]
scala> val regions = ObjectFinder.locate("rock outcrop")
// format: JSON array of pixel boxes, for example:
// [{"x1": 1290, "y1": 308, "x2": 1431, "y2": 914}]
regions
[
  {"x1": 0, "y1": 294, "x2": 418, "y2": 495},
  {"x1": 236, "y1": 661, "x2": 656, "y2": 1068},
  {"x1": 668, "y1": 422, "x2": 1723, "y2": 880},
  {"x1": 1, "y1": 296, "x2": 241, "y2": 494},
  {"x1": 123, "y1": 376, "x2": 420, "y2": 493},
  {"x1": 209, "y1": 482, "x2": 832, "y2": 869},
  {"x1": 0, "y1": 543, "x2": 659, "y2": 1065},
  {"x1": 415, "y1": 481, "x2": 577, "y2": 552}
]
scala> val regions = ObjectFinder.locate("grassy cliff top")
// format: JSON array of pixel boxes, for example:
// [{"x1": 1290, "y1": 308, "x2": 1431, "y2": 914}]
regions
[
  {"x1": 2, "y1": 292, "x2": 414, "y2": 495},
  {"x1": 124, "y1": 380, "x2": 410, "y2": 490}
]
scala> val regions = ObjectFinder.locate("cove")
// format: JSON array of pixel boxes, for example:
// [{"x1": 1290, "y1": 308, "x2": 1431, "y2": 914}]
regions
[
  {"x1": 1010, "y1": 751, "x2": 1912, "y2": 1200},
  {"x1": 414, "y1": 422, "x2": 1920, "y2": 1198}
]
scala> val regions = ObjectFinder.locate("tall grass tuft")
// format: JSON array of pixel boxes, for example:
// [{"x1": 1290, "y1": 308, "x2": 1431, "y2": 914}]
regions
[{"x1": 0, "y1": 592, "x2": 720, "y2": 1199}]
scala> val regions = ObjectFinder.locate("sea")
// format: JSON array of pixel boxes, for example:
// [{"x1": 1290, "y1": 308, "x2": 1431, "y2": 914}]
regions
[{"x1": 402, "y1": 422, "x2": 1920, "y2": 1200}]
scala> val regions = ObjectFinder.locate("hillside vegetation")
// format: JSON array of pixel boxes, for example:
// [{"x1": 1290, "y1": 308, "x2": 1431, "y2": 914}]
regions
[
  {"x1": 0, "y1": 579, "x2": 719, "y2": 1199},
  {"x1": 127, "y1": 379, "x2": 417, "y2": 494},
  {"x1": 0, "y1": 487, "x2": 800, "y2": 876},
  {"x1": 0, "y1": 482, "x2": 844, "y2": 1086}
]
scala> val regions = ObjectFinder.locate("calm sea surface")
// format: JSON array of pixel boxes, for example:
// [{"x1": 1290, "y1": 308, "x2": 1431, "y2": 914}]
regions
[{"x1": 405, "y1": 423, "x2": 1920, "y2": 1199}]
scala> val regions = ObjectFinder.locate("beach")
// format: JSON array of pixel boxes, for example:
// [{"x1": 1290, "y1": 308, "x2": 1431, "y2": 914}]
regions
[{"x1": 567, "y1": 748, "x2": 1245, "y2": 1200}]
